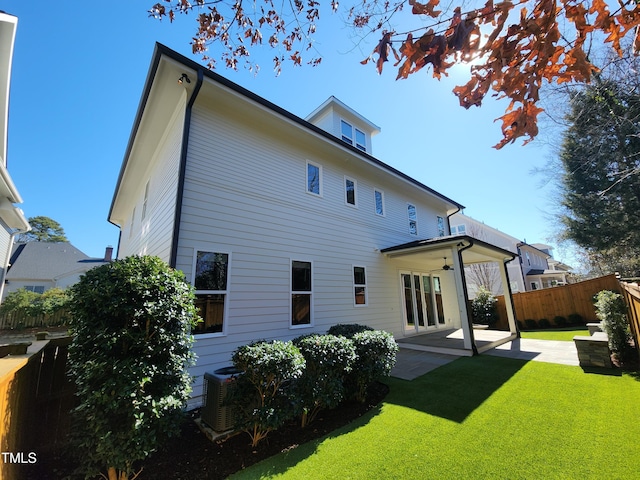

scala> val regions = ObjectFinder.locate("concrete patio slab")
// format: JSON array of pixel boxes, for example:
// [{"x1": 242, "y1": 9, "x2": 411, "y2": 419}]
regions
[{"x1": 391, "y1": 337, "x2": 580, "y2": 381}]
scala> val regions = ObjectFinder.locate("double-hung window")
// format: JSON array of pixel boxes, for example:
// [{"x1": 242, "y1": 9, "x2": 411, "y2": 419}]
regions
[
  {"x1": 353, "y1": 266, "x2": 367, "y2": 306},
  {"x1": 408, "y1": 204, "x2": 418, "y2": 235},
  {"x1": 291, "y1": 260, "x2": 313, "y2": 327},
  {"x1": 193, "y1": 251, "x2": 229, "y2": 334}
]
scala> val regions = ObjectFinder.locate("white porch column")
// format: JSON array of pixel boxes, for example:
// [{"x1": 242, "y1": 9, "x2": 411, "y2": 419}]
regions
[
  {"x1": 499, "y1": 261, "x2": 518, "y2": 334},
  {"x1": 452, "y1": 247, "x2": 474, "y2": 350}
]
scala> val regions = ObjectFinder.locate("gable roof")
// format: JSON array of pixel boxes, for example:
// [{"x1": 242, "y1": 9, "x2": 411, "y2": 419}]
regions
[
  {"x1": 7, "y1": 242, "x2": 107, "y2": 281},
  {"x1": 109, "y1": 43, "x2": 464, "y2": 225}
]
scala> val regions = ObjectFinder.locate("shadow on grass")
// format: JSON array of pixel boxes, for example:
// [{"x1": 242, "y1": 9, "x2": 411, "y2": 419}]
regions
[
  {"x1": 384, "y1": 355, "x2": 528, "y2": 423},
  {"x1": 230, "y1": 403, "x2": 384, "y2": 479}
]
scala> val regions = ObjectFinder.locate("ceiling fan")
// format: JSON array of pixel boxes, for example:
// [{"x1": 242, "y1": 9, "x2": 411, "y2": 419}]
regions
[{"x1": 441, "y1": 257, "x2": 453, "y2": 271}]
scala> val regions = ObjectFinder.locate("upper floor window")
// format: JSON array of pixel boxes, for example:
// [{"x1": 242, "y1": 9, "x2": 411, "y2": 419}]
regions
[
  {"x1": 408, "y1": 204, "x2": 418, "y2": 235},
  {"x1": 193, "y1": 251, "x2": 229, "y2": 335},
  {"x1": 437, "y1": 216, "x2": 446, "y2": 236},
  {"x1": 141, "y1": 180, "x2": 150, "y2": 219},
  {"x1": 340, "y1": 120, "x2": 366, "y2": 152},
  {"x1": 374, "y1": 189, "x2": 385, "y2": 216},
  {"x1": 345, "y1": 176, "x2": 357, "y2": 206},
  {"x1": 306, "y1": 161, "x2": 322, "y2": 196},
  {"x1": 451, "y1": 224, "x2": 466, "y2": 235}
]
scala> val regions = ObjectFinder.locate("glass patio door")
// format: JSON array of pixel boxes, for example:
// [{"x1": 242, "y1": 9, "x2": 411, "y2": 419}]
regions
[{"x1": 401, "y1": 272, "x2": 437, "y2": 333}]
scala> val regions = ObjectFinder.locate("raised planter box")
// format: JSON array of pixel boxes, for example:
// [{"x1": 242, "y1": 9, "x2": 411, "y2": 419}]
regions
[{"x1": 573, "y1": 332, "x2": 612, "y2": 368}]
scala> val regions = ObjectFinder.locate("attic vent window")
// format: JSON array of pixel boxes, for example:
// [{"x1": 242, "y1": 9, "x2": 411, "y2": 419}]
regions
[{"x1": 340, "y1": 120, "x2": 366, "y2": 152}]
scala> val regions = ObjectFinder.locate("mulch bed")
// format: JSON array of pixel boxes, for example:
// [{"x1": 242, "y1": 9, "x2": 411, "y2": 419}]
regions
[{"x1": 26, "y1": 382, "x2": 389, "y2": 480}]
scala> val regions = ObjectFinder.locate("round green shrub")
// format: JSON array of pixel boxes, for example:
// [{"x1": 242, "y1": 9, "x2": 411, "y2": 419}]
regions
[
  {"x1": 553, "y1": 316, "x2": 567, "y2": 328},
  {"x1": 348, "y1": 330, "x2": 398, "y2": 402},
  {"x1": 327, "y1": 323, "x2": 374, "y2": 338},
  {"x1": 538, "y1": 318, "x2": 551, "y2": 329},
  {"x1": 68, "y1": 256, "x2": 198, "y2": 479},
  {"x1": 230, "y1": 340, "x2": 305, "y2": 446},
  {"x1": 568, "y1": 313, "x2": 583, "y2": 325},
  {"x1": 292, "y1": 334, "x2": 356, "y2": 426}
]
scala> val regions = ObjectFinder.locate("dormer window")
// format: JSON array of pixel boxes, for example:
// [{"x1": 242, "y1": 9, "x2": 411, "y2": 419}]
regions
[{"x1": 341, "y1": 120, "x2": 367, "y2": 152}]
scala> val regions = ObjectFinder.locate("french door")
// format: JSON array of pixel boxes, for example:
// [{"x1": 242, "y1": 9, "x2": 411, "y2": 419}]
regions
[{"x1": 401, "y1": 272, "x2": 442, "y2": 334}]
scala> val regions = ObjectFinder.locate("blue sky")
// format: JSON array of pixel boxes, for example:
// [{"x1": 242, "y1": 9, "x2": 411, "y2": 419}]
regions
[{"x1": 5, "y1": 4, "x2": 568, "y2": 261}]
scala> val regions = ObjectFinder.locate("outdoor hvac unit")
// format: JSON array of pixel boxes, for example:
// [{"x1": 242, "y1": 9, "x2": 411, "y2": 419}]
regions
[{"x1": 201, "y1": 368, "x2": 239, "y2": 432}]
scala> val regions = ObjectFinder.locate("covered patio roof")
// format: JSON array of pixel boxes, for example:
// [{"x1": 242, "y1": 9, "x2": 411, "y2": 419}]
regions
[
  {"x1": 381, "y1": 234, "x2": 519, "y2": 355},
  {"x1": 380, "y1": 234, "x2": 517, "y2": 266}
]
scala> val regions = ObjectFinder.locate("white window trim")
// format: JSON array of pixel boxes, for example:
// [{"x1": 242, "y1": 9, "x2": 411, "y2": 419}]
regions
[
  {"x1": 344, "y1": 176, "x2": 358, "y2": 208},
  {"x1": 340, "y1": 119, "x2": 367, "y2": 152},
  {"x1": 141, "y1": 180, "x2": 150, "y2": 220},
  {"x1": 437, "y1": 216, "x2": 446, "y2": 237},
  {"x1": 374, "y1": 189, "x2": 385, "y2": 216},
  {"x1": 290, "y1": 258, "x2": 314, "y2": 329},
  {"x1": 192, "y1": 249, "x2": 231, "y2": 338},
  {"x1": 353, "y1": 265, "x2": 368, "y2": 307},
  {"x1": 407, "y1": 203, "x2": 418, "y2": 236},
  {"x1": 355, "y1": 128, "x2": 366, "y2": 152},
  {"x1": 305, "y1": 160, "x2": 323, "y2": 197}
]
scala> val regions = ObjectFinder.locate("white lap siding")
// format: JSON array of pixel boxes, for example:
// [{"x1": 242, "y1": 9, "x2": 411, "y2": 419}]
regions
[{"x1": 177, "y1": 100, "x2": 453, "y2": 407}]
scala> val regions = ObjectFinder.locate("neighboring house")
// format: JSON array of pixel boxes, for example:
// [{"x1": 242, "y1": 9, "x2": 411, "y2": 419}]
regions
[
  {"x1": 109, "y1": 44, "x2": 519, "y2": 407},
  {"x1": 525, "y1": 243, "x2": 573, "y2": 289},
  {"x1": 3, "y1": 242, "x2": 113, "y2": 298},
  {"x1": 451, "y1": 213, "x2": 573, "y2": 294},
  {"x1": 0, "y1": 12, "x2": 30, "y2": 300}
]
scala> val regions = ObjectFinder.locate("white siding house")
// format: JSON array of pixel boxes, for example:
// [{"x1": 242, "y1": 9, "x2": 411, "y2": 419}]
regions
[
  {"x1": 109, "y1": 44, "x2": 519, "y2": 407},
  {"x1": 0, "y1": 12, "x2": 30, "y2": 301}
]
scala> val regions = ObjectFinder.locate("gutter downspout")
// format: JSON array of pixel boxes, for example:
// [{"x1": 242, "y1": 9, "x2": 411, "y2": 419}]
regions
[
  {"x1": 0, "y1": 226, "x2": 30, "y2": 302},
  {"x1": 456, "y1": 239, "x2": 477, "y2": 355},
  {"x1": 169, "y1": 68, "x2": 203, "y2": 269},
  {"x1": 446, "y1": 205, "x2": 462, "y2": 235}
]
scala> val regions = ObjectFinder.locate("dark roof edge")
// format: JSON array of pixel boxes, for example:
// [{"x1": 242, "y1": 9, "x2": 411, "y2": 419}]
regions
[
  {"x1": 110, "y1": 43, "x2": 464, "y2": 217},
  {"x1": 381, "y1": 234, "x2": 517, "y2": 259}
]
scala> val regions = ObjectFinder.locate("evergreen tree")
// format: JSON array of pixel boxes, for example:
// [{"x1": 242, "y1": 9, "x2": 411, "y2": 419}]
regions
[{"x1": 559, "y1": 77, "x2": 640, "y2": 276}]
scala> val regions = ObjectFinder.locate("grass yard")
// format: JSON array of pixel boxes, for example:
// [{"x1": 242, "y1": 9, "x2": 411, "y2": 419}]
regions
[
  {"x1": 520, "y1": 328, "x2": 589, "y2": 341},
  {"x1": 231, "y1": 356, "x2": 640, "y2": 479}
]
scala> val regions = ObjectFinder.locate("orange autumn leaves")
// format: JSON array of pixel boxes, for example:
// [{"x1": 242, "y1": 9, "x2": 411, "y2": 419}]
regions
[{"x1": 362, "y1": 0, "x2": 640, "y2": 148}]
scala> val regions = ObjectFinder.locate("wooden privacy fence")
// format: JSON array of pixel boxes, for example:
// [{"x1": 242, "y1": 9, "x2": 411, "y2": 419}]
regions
[
  {"x1": 0, "y1": 309, "x2": 70, "y2": 330},
  {"x1": 494, "y1": 274, "x2": 621, "y2": 329},
  {"x1": 1, "y1": 337, "x2": 75, "y2": 480},
  {"x1": 618, "y1": 281, "x2": 640, "y2": 355}
]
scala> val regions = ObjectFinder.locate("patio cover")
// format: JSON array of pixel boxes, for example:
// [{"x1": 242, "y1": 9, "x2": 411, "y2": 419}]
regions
[{"x1": 381, "y1": 235, "x2": 519, "y2": 354}]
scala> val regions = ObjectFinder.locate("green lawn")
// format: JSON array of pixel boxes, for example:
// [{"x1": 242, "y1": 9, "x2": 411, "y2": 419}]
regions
[
  {"x1": 520, "y1": 328, "x2": 589, "y2": 341},
  {"x1": 231, "y1": 356, "x2": 640, "y2": 479}
]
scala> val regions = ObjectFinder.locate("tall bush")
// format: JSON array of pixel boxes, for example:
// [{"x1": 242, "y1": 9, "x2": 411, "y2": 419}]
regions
[
  {"x1": 292, "y1": 334, "x2": 356, "y2": 427},
  {"x1": 471, "y1": 286, "x2": 498, "y2": 326},
  {"x1": 68, "y1": 256, "x2": 198, "y2": 480},
  {"x1": 349, "y1": 330, "x2": 398, "y2": 402},
  {"x1": 594, "y1": 290, "x2": 632, "y2": 360},
  {"x1": 229, "y1": 340, "x2": 305, "y2": 447}
]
